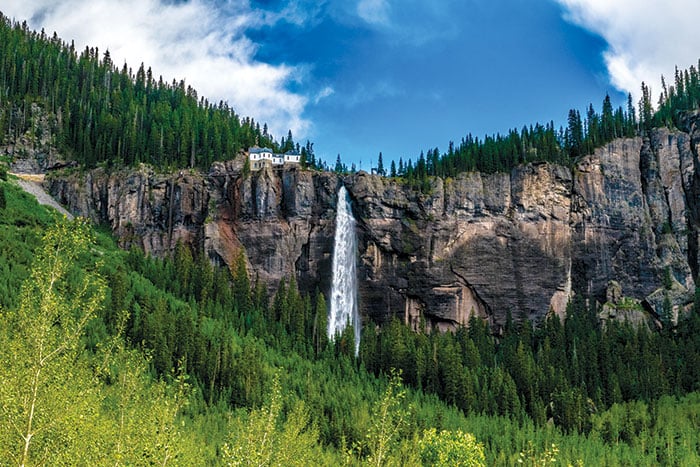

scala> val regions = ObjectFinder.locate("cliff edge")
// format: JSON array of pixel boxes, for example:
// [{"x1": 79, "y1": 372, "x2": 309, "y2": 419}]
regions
[{"x1": 45, "y1": 120, "x2": 700, "y2": 330}]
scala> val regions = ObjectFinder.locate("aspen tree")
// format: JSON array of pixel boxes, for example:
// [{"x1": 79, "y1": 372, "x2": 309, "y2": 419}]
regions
[{"x1": 0, "y1": 218, "x2": 107, "y2": 465}]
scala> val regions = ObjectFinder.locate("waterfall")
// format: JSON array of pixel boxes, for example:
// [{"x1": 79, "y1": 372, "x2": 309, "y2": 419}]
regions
[{"x1": 328, "y1": 186, "x2": 361, "y2": 356}]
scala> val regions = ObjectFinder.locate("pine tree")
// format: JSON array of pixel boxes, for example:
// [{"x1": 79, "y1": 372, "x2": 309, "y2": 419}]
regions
[
  {"x1": 313, "y1": 291, "x2": 328, "y2": 355},
  {"x1": 566, "y1": 109, "x2": 583, "y2": 159},
  {"x1": 640, "y1": 81, "x2": 654, "y2": 132},
  {"x1": 334, "y1": 154, "x2": 344, "y2": 173},
  {"x1": 232, "y1": 249, "x2": 251, "y2": 316},
  {"x1": 626, "y1": 92, "x2": 637, "y2": 136},
  {"x1": 601, "y1": 94, "x2": 615, "y2": 141}
]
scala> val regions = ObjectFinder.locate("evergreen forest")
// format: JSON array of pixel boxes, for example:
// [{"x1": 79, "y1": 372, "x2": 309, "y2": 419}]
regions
[
  {"x1": 1, "y1": 12, "x2": 700, "y2": 466},
  {"x1": 2, "y1": 164, "x2": 700, "y2": 465}
]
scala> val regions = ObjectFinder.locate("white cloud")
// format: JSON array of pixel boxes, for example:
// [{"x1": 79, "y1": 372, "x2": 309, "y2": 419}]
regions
[
  {"x1": 314, "y1": 86, "x2": 335, "y2": 104},
  {"x1": 1, "y1": 0, "x2": 311, "y2": 140},
  {"x1": 357, "y1": 0, "x2": 390, "y2": 26},
  {"x1": 556, "y1": 0, "x2": 700, "y2": 102}
]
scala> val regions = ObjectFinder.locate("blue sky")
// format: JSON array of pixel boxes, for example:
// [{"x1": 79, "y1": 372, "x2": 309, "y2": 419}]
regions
[{"x1": 4, "y1": 0, "x2": 700, "y2": 169}]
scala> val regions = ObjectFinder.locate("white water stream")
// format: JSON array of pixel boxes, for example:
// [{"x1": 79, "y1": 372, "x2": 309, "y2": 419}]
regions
[{"x1": 328, "y1": 186, "x2": 361, "y2": 356}]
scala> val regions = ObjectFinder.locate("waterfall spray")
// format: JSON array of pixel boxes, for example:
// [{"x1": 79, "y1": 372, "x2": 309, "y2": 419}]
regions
[{"x1": 328, "y1": 186, "x2": 361, "y2": 356}]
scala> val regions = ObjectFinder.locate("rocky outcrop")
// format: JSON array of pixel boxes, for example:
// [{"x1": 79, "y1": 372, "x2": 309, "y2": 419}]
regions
[
  {"x1": 347, "y1": 164, "x2": 574, "y2": 330},
  {"x1": 210, "y1": 163, "x2": 340, "y2": 295},
  {"x1": 49, "y1": 165, "x2": 210, "y2": 255},
  {"x1": 5, "y1": 103, "x2": 64, "y2": 173},
  {"x1": 45, "y1": 120, "x2": 700, "y2": 330},
  {"x1": 48, "y1": 162, "x2": 341, "y2": 299}
]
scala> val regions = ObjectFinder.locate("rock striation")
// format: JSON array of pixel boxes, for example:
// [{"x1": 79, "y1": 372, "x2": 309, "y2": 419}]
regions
[{"x1": 46, "y1": 121, "x2": 700, "y2": 330}]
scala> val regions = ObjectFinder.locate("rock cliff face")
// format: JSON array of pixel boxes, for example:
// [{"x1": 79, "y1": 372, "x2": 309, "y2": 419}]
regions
[
  {"x1": 46, "y1": 121, "x2": 700, "y2": 330},
  {"x1": 347, "y1": 163, "x2": 574, "y2": 330}
]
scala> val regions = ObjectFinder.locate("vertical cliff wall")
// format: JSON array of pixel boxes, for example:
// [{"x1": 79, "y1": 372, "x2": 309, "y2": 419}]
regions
[
  {"x1": 46, "y1": 123, "x2": 700, "y2": 329},
  {"x1": 346, "y1": 164, "x2": 573, "y2": 330}
]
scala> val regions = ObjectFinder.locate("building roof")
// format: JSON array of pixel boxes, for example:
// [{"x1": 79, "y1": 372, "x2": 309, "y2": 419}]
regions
[{"x1": 249, "y1": 147, "x2": 273, "y2": 154}]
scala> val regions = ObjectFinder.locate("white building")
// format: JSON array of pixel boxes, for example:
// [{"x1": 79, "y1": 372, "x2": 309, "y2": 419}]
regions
[
  {"x1": 284, "y1": 150, "x2": 301, "y2": 164},
  {"x1": 248, "y1": 147, "x2": 302, "y2": 170}
]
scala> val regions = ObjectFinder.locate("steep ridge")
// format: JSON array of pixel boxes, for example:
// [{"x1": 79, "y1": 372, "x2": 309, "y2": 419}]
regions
[{"x1": 45, "y1": 120, "x2": 700, "y2": 330}]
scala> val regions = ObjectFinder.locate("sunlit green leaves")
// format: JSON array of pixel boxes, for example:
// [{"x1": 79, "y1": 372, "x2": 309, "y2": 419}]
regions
[
  {"x1": 419, "y1": 428, "x2": 485, "y2": 467},
  {"x1": 223, "y1": 373, "x2": 321, "y2": 466}
]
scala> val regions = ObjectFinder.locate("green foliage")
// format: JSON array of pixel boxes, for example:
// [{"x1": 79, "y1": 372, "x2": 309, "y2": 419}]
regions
[
  {"x1": 223, "y1": 373, "x2": 321, "y2": 466},
  {"x1": 365, "y1": 369, "x2": 409, "y2": 466},
  {"x1": 0, "y1": 181, "x2": 63, "y2": 311},
  {"x1": 0, "y1": 217, "x2": 196, "y2": 465},
  {"x1": 98, "y1": 332, "x2": 198, "y2": 465},
  {"x1": 0, "y1": 218, "x2": 106, "y2": 466},
  {"x1": 663, "y1": 266, "x2": 674, "y2": 290},
  {"x1": 361, "y1": 296, "x2": 700, "y2": 436},
  {"x1": 419, "y1": 428, "x2": 486, "y2": 466},
  {"x1": 653, "y1": 62, "x2": 700, "y2": 129},
  {"x1": 517, "y1": 442, "x2": 559, "y2": 466},
  {"x1": 242, "y1": 155, "x2": 251, "y2": 176}
]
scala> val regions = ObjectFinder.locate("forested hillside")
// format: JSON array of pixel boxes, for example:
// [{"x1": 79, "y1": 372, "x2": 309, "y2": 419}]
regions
[
  {"x1": 2, "y1": 171, "x2": 700, "y2": 465},
  {"x1": 0, "y1": 15, "x2": 309, "y2": 170}
]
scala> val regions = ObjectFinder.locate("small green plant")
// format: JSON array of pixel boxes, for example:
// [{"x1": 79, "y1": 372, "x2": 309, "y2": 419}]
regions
[
  {"x1": 616, "y1": 296, "x2": 644, "y2": 311},
  {"x1": 517, "y1": 441, "x2": 559, "y2": 466},
  {"x1": 661, "y1": 221, "x2": 673, "y2": 235},
  {"x1": 419, "y1": 428, "x2": 486, "y2": 466},
  {"x1": 663, "y1": 266, "x2": 674, "y2": 290}
]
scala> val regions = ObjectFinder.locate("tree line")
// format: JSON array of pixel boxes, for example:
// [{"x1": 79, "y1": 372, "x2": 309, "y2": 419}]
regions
[
  {"x1": 0, "y1": 15, "x2": 314, "y2": 170},
  {"x1": 380, "y1": 92, "x2": 638, "y2": 192},
  {"x1": 361, "y1": 297, "x2": 700, "y2": 435},
  {"x1": 372, "y1": 62, "x2": 700, "y2": 188},
  {"x1": 3, "y1": 11, "x2": 699, "y2": 185},
  {"x1": 653, "y1": 61, "x2": 700, "y2": 129}
]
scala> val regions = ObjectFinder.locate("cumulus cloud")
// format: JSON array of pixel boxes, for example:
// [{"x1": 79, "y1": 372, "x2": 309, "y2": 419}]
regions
[
  {"x1": 1, "y1": 0, "x2": 311, "y2": 140},
  {"x1": 556, "y1": 0, "x2": 700, "y2": 101}
]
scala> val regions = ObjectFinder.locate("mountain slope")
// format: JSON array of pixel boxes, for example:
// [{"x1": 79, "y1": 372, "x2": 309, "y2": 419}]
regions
[
  {"x1": 2, "y1": 176, "x2": 700, "y2": 464},
  {"x1": 12, "y1": 173, "x2": 73, "y2": 218}
]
